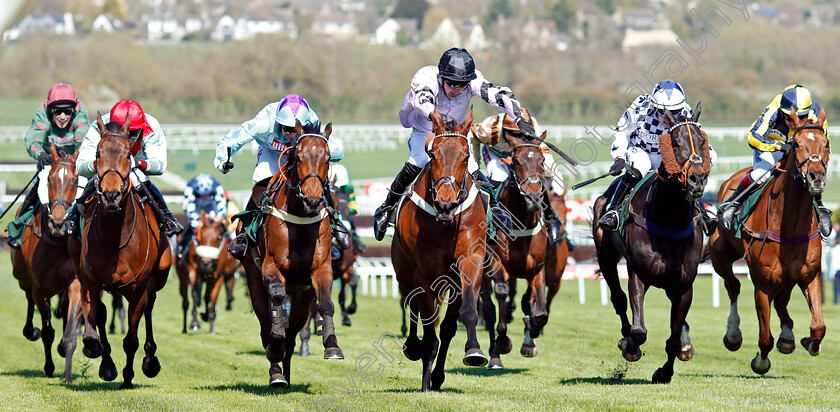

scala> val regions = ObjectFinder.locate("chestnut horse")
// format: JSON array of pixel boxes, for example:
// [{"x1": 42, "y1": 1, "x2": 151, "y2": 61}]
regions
[
  {"x1": 239, "y1": 120, "x2": 343, "y2": 389},
  {"x1": 176, "y1": 211, "x2": 238, "y2": 333},
  {"x1": 10, "y1": 145, "x2": 82, "y2": 382},
  {"x1": 710, "y1": 110, "x2": 829, "y2": 374},
  {"x1": 68, "y1": 117, "x2": 172, "y2": 389},
  {"x1": 393, "y1": 108, "x2": 488, "y2": 391},
  {"x1": 592, "y1": 103, "x2": 710, "y2": 383},
  {"x1": 481, "y1": 134, "x2": 550, "y2": 369}
]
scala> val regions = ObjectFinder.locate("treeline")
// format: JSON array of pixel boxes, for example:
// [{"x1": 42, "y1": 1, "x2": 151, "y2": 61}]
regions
[{"x1": 2, "y1": 19, "x2": 840, "y2": 127}]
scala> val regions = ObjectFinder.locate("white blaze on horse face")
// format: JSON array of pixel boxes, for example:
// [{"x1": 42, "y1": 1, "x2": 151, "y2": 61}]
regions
[
  {"x1": 807, "y1": 132, "x2": 815, "y2": 141},
  {"x1": 527, "y1": 152, "x2": 534, "y2": 159}
]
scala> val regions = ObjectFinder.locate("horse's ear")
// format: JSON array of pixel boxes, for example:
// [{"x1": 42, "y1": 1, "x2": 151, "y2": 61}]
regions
[
  {"x1": 539, "y1": 130, "x2": 547, "y2": 140},
  {"x1": 120, "y1": 116, "x2": 131, "y2": 138},
  {"x1": 430, "y1": 106, "x2": 444, "y2": 131},
  {"x1": 96, "y1": 112, "x2": 107, "y2": 135},
  {"x1": 49, "y1": 142, "x2": 59, "y2": 160},
  {"x1": 664, "y1": 108, "x2": 677, "y2": 125},
  {"x1": 818, "y1": 107, "x2": 826, "y2": 126},
  {"x1": 295, "y1": 119, "x2": 303, "y2": 136},
  {"x1": 788, "y1": 105, "x2": 803, "y2": 129},
  {"x1": 457, "y1": 107, "x2": 473, "y2": 134},
  {"x1": 692, "y1": 101, "x2": 702, "y2": 122},
  {"x1": 323, "y1": 122, "x2": 332, "y2": 139}
]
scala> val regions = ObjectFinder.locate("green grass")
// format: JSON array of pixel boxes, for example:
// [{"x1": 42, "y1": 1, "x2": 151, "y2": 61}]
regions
[{"x1": 2, "y1": 249, "x2": 840, "y2": 410}]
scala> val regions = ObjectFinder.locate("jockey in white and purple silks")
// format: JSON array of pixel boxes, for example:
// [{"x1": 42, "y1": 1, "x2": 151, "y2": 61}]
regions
[
  {"x1": 214, "y1": 94, "x2": 348, "y2": 259},
  {"x1": 373, "y1": 47, "x2": 540, "y2": 241}
]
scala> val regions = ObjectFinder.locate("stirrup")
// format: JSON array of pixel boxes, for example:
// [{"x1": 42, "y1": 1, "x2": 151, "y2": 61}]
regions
[
  {"x1": 719, "y1": 201, "x2": 740, "y2": 231},
  {"x1": 228, "y1": 233, "x2": 249, "y2": 260},
  {"x1": 5, "y1": 233, "x2": 20, "y2": 249},
  {"x1": 599, "y1": 210, "x2": 619, "y2": 231},
  {"x1": 818, "y1": 208, "x2": 833, "y2": 239},
  {"x1": 164, "y1": 218, "x2": 184, "y2": 237}
]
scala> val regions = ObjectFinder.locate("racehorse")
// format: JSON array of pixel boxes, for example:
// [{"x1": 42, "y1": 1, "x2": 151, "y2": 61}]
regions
[
  {"x1": 544, "y1": 188, "x2": 570, "y2": 312},
  {"x1": 709, "y1": 109, "x2": 829, "y2": 374},
  {"x1": 239, "y1": 120, "x2": 343, "y2": 388},
  {"x1": 67, "y1": 117, "x2": 172, "y2": 389},
  {"x1": 10, "y1": 145, "x2": 82, "y2": 382},
  {"x1": 592, "y1": 102, "x2": 710, "y2": 383},
  {"x1": 176, "y1": 211, "x2": 238, "y2": 333},
  {"x1": 299, "y1": 186, "x2": 359, "y2": 356},
  {"x1": 480, "y1": 133, "x2": 550, "y2": 369},
  {"x1": 393, "y1": 108, "x2": 488, "y2": 391}
]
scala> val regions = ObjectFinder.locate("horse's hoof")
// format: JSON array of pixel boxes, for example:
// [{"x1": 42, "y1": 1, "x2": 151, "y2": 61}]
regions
[
  {"x1": 678, "y1": 344, "x2": 694, "y2": 361},
  {"x1": 62, "y1": 373, "x2": 74, "y2": 384},
  {"x1": 496, "y1": 336, "x2": 513, "y2": 355},
  {"x1": 57, "y1": 342, "x2": 66, "y2": 358},
  {"x1": 801, "y1": 337, "x2": 821, "y2": 356},
  {"x1": 347, "y1": 303, "x2": 357, "y2": 315},
  {"x1": 750, "y1": 353, "x2": 771, "y2": 375},
  {"x1": 118, "y1": 381, "x2": 134, "y2": 390},
  {"x1": 200, "y1": 312, "x2": 210, "y2": 322},
  {"x1": 269, "y1": 375, "x2": 289, "y2": 389},
  {"x1": 403, "y1": 338, "x2": 421, "y2": 361},
  {"x1": 520, "y1": 343, "x2": 537, "y2": 358},
  {"x1": 777, "y1": 337, "x2": 796, "y2": 354},
  {"x1": 618, "y1": 338, "x2": 642, "y2": 362},
  {"x1": 99, "y1": 360, "x2": 118, "y2": 382},
  {"x1": 190, "y1": 321, "x2": 200, "y2": 331},
  {"x1": 44, "y1": 362, "x2": 55, "y2": 378},
  {"x1": 342, "y1": 317, "x2": 352, "y2": 327},
  {"x1": 324, "y1": 347, "x2": 345, "y2": 360},
  {"x1": 23, "y1": 326, "x2": 41, "y2": 341},
  {"x1": 463, "y1": 348, "x2": 488, "y2": 367},
  {"x1": 487, "y1": 358, "x2": 504, "y2": 370},
  {"x1": 225, "y1": 303, "x2": 233, "y2": 311},
  {"x1": 723, "y1": 334, "x2": 742, "y2": 352},
  {"x1": 652, "y1": 368, "x2": 672, "y2": 384},
  {"x1": 142, "y1": 355, "x2": 161, "y2": 378},
  {"x1": 82, "y1": 339, "x2": 102, "y2": 359}
]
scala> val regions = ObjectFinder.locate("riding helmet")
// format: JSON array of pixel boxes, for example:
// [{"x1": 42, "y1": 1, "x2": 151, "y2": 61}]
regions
[
  {"x1": 438, "y1": 48, "x2": 477, "y2": 82},
  {"x1": 779, "y1": 84, "x2": 814, "y2": 117}
]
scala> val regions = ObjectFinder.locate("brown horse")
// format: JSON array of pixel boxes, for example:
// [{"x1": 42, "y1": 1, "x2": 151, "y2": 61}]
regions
[
  {"x1": 480, "y1": 134, "x2": 550, "y2": 369},
  {"x1": 544, "y1": 189, "x2": 570, "y2": 312},
  {"x1": 239, "y1": 120, "x2": 343, "y2": 389},
  {"x1": 10, "y1": 145, "x2": 82, "y2": 382},
  {"x1": 592, "y1": 103, "x2": 710, "y2": 383},
  {"x1": 176, "y1": 211, "x2": 238, "y2": 333},
  {"x1": 710, "y1": 110, "x2": 829, "y2": 374},
  {"x1": 67, "y1": 117, "x2": 172, "y2": 389},
  {"x1": 393, "y1": 108, "x2": 488, "y2": 391}
]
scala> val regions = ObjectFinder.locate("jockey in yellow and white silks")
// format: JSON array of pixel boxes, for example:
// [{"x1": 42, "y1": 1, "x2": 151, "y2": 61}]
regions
[{"x1": 719, "y1": 84, "x2": 833, "y2": 237}]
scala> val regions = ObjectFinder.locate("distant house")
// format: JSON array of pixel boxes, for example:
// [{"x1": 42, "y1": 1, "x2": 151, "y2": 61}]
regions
[
  {"x1": 621, "y1": 28, "x2": 678, "y2": 50},
  {"x1": 371, "y1": 17, "x2": 418, "y2": 45},
  {"x1": 494, "y1": 18, "x2": 561, "y2": 51},
  {"x1": 210, "y1": 10, "x2": 298, "y2": 42},
  {"x1": 311, "y1": 8, "x2": 358, "y2": 39},
  {"x1": 429, "y1": 17, "x2": 487, "y2": 51},
  {"x1": 91, "y1": 14, "x2": 122, "y2": 33},
  {"x1": 146, "y1": 9, "x2": 206, "y2": 42},
  {"x1": 3, "y1": 12, "x2": 75, "y2": 41}
]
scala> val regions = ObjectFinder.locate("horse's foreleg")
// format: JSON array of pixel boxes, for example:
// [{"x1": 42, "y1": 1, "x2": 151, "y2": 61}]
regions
[
  {"x1": 618, "y1": 272, "x2": 646, "y2": 362},
  {"x1": 141, "y1": 291, "x2": 161, "y2": 381},
  {"x1": 653, "y1": 287, "x2": 694, "y2": 384},
  {"x1": 119, "y1": 294, "x2": 146, "y2": 389},
  {"x1": 710, "y1": 233, "x2": 743, "y2": 351},
  {"x1": 94, "y1": 297, "x2": 117, "y2": 382},
  {"x1": 431, "y1": 295, "x2": 462, "y2": 390},
  {"x1": 599, "y1": 254, "x2": 631, "y2": 337},
  {"x1": 298, "y1": 299, "x2": 316, "y2": 357},
  {"x1": 242, "y1": 258, "x2": 271, "y2": 349},
  {"x1": 418, "y1": 298, "x2": 440, "y2": 392},
  {"x1": 751, "y1": 289, "x2": 773, "y2": 375},
  {"x1": 526, "y1": 270, "x2": 548, "y2": 338},
  {"x1": 773, "y1": 288, "x2": 795, "y2": 354},
  {"x1": 263, "y1": 270, "x2": 288, "y2": 363},
  {"x1": 178, "y1": 274, "x2": 190, "y2": 334},
  {"x1": 190, "y1": 273, "x2": 201, "y2": 331},
  {"x1": 493, "y1": 271, "x2": 512, "y2": 355},
  {"x1": 800, "y1": 274, "x2": 826, "y2": 356},
  {"x1": 80, "y1": 284, "x2": 104, "y2": 360},
  {"x1": 207, "y1": 274, "x2": 225, "y2": 333},
  {"x1": 32, "y1": 290, "x2": 56, "y2": 378},
  {"x1": 459, "y1": 264, "x2": 487, "y2": 368},
  {"x1": 480, "y1": 275, "x2": 502, "y2": 369},
  {"x1": 505, "y1": 278, "x2": 516, "y2": 324},
  {"x1": 22, "y1": 290, "x2": 41, "y2": 341},
  {"x1": 311, "y1": 266, "x2": 343, "y2": 360},
  {"x1": 225, "y1": 274, "x2": 235, "y2": 311},
  {"x1": 338, "y1": 276, "x2": 351, "y2": 326},
  {"x1": 347, "y1": 273, "x2": 358, "y2": 315},
  {"x1": 60, "y1": 279, "x2": 82, "y2": 383},
  {"x1": 282, "y1": 289, "x2": 316, "y2": 388}
]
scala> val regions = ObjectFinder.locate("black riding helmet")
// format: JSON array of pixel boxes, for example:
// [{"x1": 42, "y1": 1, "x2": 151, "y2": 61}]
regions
[{"x1": 438, "y1": 48, "x2": 477, "y2": 83}]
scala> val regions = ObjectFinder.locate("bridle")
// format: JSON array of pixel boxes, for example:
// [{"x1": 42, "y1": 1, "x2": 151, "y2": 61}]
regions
[
  {"x1": 95, "y1": 131, "x2": 135, "y2": 199},
  {"x1": 667, "y1": 120, "x2": 705, "y2": 187},
  {"x1": 46, "y1": 160, "x2": 78, "y2": 217},
  {"x1": 290, "y1": 133, "x2": 330, "y2": 200},
  {"x1": 788, "y1": 123, "x2": 829, "y2": 183},
  {"x1": 427, "y1": 132, "x2": 470, "y2": 204},
  {"x1": 507, "y1": 143, "x2": 545, "y2": 200}
]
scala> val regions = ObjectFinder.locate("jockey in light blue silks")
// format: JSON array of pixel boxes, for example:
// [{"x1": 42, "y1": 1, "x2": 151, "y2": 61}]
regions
[
  {"x1": 214, "y1": 94, "x2": 347, "y2": 259},
  {"x1": 175, "y1": 172, "x2": 228, "y2": 259}
]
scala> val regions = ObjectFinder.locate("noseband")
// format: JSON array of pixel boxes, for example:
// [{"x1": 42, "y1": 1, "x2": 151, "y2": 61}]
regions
[
  {"x1": 427, "y1": 132, "x2": 470, "y2": 204},
  {"x1": 788, "y1": 123, "x2": 828, "y2": 183},
  {"x1": 290, "y1": 133, "x2": 330, "y2": 200},
  {"x1": 47, "y1": 160, "x2": 77, "y2": 217},
  {"x1": 508, "y1": 143, "x2": 545, "y2": 199},
  {"x1": 667, "y1": 121, "x2": 704, "y2": 187},
  {"x1": 96, "y1": 132, "x2": 134, "y2": 199}
]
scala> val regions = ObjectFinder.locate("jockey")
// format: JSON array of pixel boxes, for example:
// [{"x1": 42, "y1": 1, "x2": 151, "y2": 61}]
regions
[
  {"x1": 469, "y1": 107, "x2": 564, "y2": 244},
  {"x1": 66, "y1": 100, "x2": 184, "y2": 237},
  {"x1": 4, "y1": 83, "x2": 90, "y2": 249},
  {"x1": 175, "y1": 172, "x2": 228, "y2": 259},
  {"x1": 330, "y1": 162, "x2": 367, "y2": 256},
  {"x1": 373, "y1": 47, "x2": 536, "y2": 241},
  {"x1": 599, "y1": 79, "x2": 718, "y2": 232},
  {"x1": 214, "y1": 94, "x2": 347, "y2": 260},
  {"x1": 719, "y1": 84, "x2": 832, "y2": 237}
]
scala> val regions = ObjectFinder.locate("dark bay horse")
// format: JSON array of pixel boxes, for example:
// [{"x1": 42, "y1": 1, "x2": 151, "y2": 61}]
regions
[
  {"x1": 710, "y1": 109, "x2": 829, "y2": 374},
  {"x1": 176, "y1": 211, "x2": 237, "y2": 333},
  {"x1": 481, "y1": 133, "x2": 550, "y2": 369},
  {"x1": 592, "y1": 103, "x2": 711, "y2": 383},
  {"x1": 68, "y1": 117, "x2": 172, "y2": 389},
  {"x1": 240, "y1": 120, "x2": 343, "y2": 389},
  {"x1": 10, "y1": 145, "x2": 82, "y2": 382},
  {"x1": 393, "y1": 108, "x2": 488, "y2": 391}
]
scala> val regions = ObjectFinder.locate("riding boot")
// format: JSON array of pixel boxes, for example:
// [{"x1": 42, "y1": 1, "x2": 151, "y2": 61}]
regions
[
  {"x1": 373, "y1": 162, "x2": 422, "y2": 241},
  {"x1": 4, "y1": 186, "x2": 41, "y2": 249},
  {"x1": 697, "y1": 200, "x2": 717, "y2": 236},
  {"x1": 598, "y1": 169, "x2": 641, "y2": 232},
  {"x1": 325, "y1": 192, "x2": 351, "y2": 250},
  {"x1": 143, "y1": 181, "x2": 184, "y2": 237},
  {"x1": 472, "y1": 170, "x2": 513, "y2": 232},
  {"x1": 814, "y1": 194, "x2": 833, "y2": 238},
  {"x1": 66, "y1": 179, "x2": 97, "y2": 236},
  {"x1": 176, "y1": 226, "x2": 195, "y2": 259},
  {"x1": 541, "y1": 191, "x2": 563, "y2": 245},
  {"x1": 719, "y1": 174, "x2": 753, "y2": 231}
]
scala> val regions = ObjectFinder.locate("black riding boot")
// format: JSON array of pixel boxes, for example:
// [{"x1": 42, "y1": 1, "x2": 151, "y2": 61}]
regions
[
  {"x1": 326, "y1": 192, "x2": 351, "y2": 250},
  {"x1": 696, "y1": 199, "x2": 717, "y2": 236},
  {"x1": 541, "y1": 191, "x2": 563, "y2": 245},
  {"x1": 143, "y1": 181, "x2": 184, "y2": 237},
  {"x1": 471, "y1": 170, "x2": 513, "y2": 232},
  {"x1": 373, "y1": 162, "x2": 422, "y2": 241},
  {"x1": 718, "y1": 175, "x2": 753, "y2": 231},
  {"x1": 4, "y1": 186, "x2": 42, "y2": 249},
  {"x1": 228, "y1": 182, "x2": 268, "y2": 260},
  {"x1": 598, "y1": 170, "x2": 640, "y2": 232},
  {"x1": 815, "y1": 194, "x2": 833, "y2": 238},
  {"x1": 65, "y1": 179, "x2": 97, "y2": 236}
]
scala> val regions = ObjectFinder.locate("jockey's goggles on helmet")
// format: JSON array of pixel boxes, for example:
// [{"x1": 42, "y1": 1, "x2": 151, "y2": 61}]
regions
[
  {"x1": 656, "y1": 108, "x2": 682, "y2": 118},
  {"x1": 128, "y1": 128, "x2": 143, "y2": 140},
  {"x1": 280, "y1": 124, "x2": 297, "y2": 135},
  {"x1": 444, "y1": 79, "x2": 469, "y2": 89},
  {"x1": 50, "y1": 106, "x2": 74, "y2": 116}
]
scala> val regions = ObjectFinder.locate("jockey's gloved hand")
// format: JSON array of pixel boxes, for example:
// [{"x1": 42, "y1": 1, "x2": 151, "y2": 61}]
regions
[
  {"x1": 608, "y1": 158, "x2": 626, "y2": 176},
  {"x1": 516, "y1": 118, "x2": 537, "y2": 139},
  {"x1": 221, "y1": 160, "x2": 234, "y2": 174},
  {"x1": 778, "y1": 143, "x2": 792, "y2": 153},
  {"x1": 36, "y1": 152, "x2": 52, "y2": 170},
  {"x1": 129, "y1": 156, "x2": 147, "y2": 171}
]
